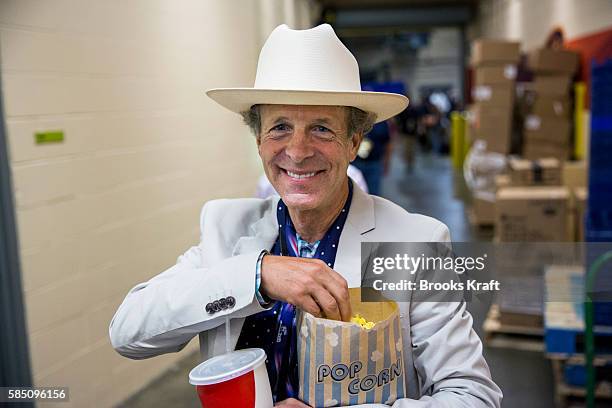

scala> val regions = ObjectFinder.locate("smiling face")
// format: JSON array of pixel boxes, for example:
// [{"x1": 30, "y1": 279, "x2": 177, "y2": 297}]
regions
[{"x1": 257, "y1": 104, "x2": 362, "y2": 211}]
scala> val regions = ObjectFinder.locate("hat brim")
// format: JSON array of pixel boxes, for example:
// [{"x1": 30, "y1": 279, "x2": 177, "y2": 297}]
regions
[{"x1": 206, "y1": 88, "x2": 409, "y2": 123}]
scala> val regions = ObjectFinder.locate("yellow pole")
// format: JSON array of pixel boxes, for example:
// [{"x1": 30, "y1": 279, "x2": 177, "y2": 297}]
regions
[
  {"x1": 451, "y1": 111, "x2": 464, "y2": 169},
  {"x1": 574, "y1": 82, "x2": 586, "y2": 160}
]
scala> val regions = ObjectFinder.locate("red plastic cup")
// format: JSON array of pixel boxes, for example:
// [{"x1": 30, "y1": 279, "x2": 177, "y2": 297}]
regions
[{"x1": 189, "y1": 348, "x2": 272, "y2": 408}]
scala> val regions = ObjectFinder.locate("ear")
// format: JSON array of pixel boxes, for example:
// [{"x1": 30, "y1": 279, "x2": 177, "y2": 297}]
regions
[{"x1": 348, "y1": 132, "x2": 363, "y2": 161}]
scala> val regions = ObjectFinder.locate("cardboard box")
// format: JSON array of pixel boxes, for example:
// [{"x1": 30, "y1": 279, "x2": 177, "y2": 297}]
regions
[
  {"x1": 530, "y1": 95, "x2": 571, "y2": 118},
  {"x1": 523, "y1": 141, "x2": 569, "y2": 161},
  {"x1": 574, "y1": 187, "x2": 587, "y2": 241},
  {"x1": 475, "y1": 64, "x2": 518, "y2": 85},
  {"x1": 528, "y1": 48, "x2": 579, "y2": 75},
  {"x1": 469, "y1": 103, "x2": 512, "y2": 154},
  {"x1": 508, "y1": 157, "x2": 561, "y2": 186},
  {"x1": 567, "y1": 186, "x2": 587, "y2": 242},
  {"x1": 498, "y1": 310, "x2": 543, "y2": 328},
  {"x1": 472, "y1": 83, "x2": 514, "y2": 108},
  {"x1": 562, "y1": 160, "x2": 587, "y2": 189},
  {"x1": 520, "y1": 82, "x2": 570, "y2": 116},
  {"x1": 471, "y1": 39, "x2": 521, "y2": 66},
  {"x1": 471, "y1": 125, "x2": 511, "y2": 154},
  {"x1": 495, "y1": 174, "x2": 512, "y2": 189},
  {"x1": 470, "y1": 191, "x2": 496, "y2": 226},
  {"x1": 471, "y1": 103, "x2": 513, "y2": 133},
  {"x1": 523, "y1": 115, "x2": 571, "y2": 144},
  {"x1": 496, "y1": 186, "x2": 570, "y2": 241},
  {"x1": 533, "y1": 75, "x2": 572, "y2": 97}
]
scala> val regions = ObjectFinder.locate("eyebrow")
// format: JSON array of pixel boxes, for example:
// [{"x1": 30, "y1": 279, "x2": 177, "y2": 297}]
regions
[
  {"x1": 266, "y1": 116, "x2": 339, "y2": 128},
  {"x1": 270, "y1": 116, "x2": 291, "y2": 125},
  {"x1": 270, "y1": 116, "x2": 333, "y2": 123}
]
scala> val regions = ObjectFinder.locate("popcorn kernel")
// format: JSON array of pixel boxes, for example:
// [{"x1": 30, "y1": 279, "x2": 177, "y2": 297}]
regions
[{"x1": 350, "y1": 313, "x2": 375, "y2": 329}]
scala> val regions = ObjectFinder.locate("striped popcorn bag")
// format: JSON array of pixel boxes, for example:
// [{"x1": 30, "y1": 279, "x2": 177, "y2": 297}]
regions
[{"x1": 297, "y1": 288, "x2": 405, "y2": 407}]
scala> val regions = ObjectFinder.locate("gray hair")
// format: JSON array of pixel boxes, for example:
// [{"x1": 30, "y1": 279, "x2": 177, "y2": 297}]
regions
[{"x1": 240, "y1": 105, "x2": 376, "y2": 138}]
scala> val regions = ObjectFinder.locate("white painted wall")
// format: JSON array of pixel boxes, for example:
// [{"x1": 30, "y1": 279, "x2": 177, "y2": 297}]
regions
[
  {"x1": 259, "y1": 0, "x2": 320, "y2": 45},
  {"x1": 0, "y1": 0, "x2": 317, "y2": 406},
  {"x1": 475, "y1": 0, "x2": 612, "y2": 49}
]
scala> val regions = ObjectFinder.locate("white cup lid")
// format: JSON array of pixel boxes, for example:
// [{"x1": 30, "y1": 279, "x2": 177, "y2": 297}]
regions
[{"x1": 189, "y1": 348, "x2": 266, "y2": 386}]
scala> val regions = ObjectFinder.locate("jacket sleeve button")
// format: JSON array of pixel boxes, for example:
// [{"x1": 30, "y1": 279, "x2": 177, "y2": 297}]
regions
[
  {"x1": 226, "y1": 296, "x2": 236, "y2": 308},
  {"x1": 212, "y1": 300, "x2": 221, "y2": 312},
  {"x1": 205, "y1": 303, "x2": 214, "y2": 314},
  {"x1": 219, "y1": 297, "x2": 228, "y2": 309}
]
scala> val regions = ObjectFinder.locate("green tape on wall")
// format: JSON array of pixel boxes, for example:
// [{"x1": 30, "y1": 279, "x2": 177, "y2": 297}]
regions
[{"x1": 35, "y1": 131, "x2": 64, "y2": 144}]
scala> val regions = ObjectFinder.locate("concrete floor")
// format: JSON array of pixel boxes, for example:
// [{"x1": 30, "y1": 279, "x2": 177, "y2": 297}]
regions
[{"x1": 118, "y1": 145, "x2": 557, "y2": 408}]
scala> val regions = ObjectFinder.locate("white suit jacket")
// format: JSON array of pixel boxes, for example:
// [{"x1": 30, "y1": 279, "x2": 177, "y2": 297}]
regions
[{"x1": 109, "y1": 185, "x2": 502, "y2": 407}]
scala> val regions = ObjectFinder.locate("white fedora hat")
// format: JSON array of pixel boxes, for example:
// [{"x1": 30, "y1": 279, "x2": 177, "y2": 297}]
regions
[{"x1": 206, "y1": 24, "x2": 408, "y2": 123}]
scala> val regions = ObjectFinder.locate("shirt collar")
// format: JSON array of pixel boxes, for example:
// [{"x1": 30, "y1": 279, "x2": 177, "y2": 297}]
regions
[{"x1": 276, "y1": 179, "x2": 353, "y2": 258}]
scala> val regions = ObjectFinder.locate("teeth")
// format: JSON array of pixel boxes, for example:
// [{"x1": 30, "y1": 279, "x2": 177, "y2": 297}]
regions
[{"x1": 287, "y1": 170, "x2": 317, "y2": 179}]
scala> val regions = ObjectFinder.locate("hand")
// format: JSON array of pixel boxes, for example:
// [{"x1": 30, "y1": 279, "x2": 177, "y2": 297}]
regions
[
  {"x1": 260, "y1": 255, "x2": 352, "y2": 322},
  {"x1": 274, "y1": 397, "x2": 312, "y2": 407}
]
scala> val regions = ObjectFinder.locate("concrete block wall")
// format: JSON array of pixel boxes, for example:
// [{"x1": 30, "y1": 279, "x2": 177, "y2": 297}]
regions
[{"x1": 0, "y1": 0, "x2": 316, "y2": 406}]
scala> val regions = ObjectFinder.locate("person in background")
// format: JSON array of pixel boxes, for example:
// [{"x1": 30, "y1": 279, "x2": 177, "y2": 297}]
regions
[
  {"x1": 426, "y1": 92, "x2": 451, "y2": 154},
  {"x1": 545, "y1": 27, "x2": 565, "y2": 50},
  {"x1": 256, "y1": 164, "x2": 368, "y2": 199},
  {"x1": 398, "y1": 95, "x2": 419, "y2": 171},
  {"x1": 414, "y1": 95, "x2": 433, "y2": 151},
  {"x1": 352, "y1": 120, "x2": 393, "y2": 196}
]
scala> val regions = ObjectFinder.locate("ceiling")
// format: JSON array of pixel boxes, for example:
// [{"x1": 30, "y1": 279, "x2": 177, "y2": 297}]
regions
[{"x1": 319, "y1": 0, "x2": 479, "y2": 9}]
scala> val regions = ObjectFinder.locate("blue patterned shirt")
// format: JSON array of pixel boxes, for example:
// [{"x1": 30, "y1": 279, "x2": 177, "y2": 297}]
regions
[{"x1": 236, "y1": 180, "x2": 353, "y2": 402}]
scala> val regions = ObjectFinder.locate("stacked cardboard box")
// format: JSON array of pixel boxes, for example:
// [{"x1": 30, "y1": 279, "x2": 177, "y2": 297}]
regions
[
  {"x1": 562, "y1": 161, "x2": 588, "y2": 241},
  {"x1": 574, "y1": 187, "x2": 587, "y2": 241},
  {"x1": 562, "y1": 160, "x2": 587, "y2": 189},
  {"x1": 492, "y1": 160, "x2": 584, "y2": 330},
  {"x1": 470, "y1": 40, "x2": 520, "y2": 154},
  {"x1": 494, "y1": 183, "x2": 570, "y2": 329},
  {"x1": 523, "y1": 48, "x2": 579, "y2": 160},
  {"x1": 495, "y1": 186, "x2": 570, "y2": 242},
  {"x1": 470, "y1": 191, "x2": 496, "y2": 227},
  {"x1": 508, "y1": 157, "x2": 561, "y2": 186}
]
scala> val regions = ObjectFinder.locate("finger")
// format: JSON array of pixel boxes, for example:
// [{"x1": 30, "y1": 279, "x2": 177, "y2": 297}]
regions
[
  {"x1": 316, "y1": 266, "x2": 352, "y2": 322},
  {"x1": 274, "y1": 398, "x2": 307, "y2": 407},
  {"x1": 286, "y1": 398, "x2": 311, "y2": 408},
  {"x1": 300, "y1": 295, "x2": 322, "y2": 318},
  {"x1": 324, "y1": 279, "x2": 352, "y2": 322},
  {"x1": 311, "y1": 286, "x2": 341, "y2": 321}
]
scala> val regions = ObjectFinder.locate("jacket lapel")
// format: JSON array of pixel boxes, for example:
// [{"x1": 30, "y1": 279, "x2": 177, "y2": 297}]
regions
[
  {"x1": 208, "y1": 197, "x2": 280, "y2": 359},
  {"x1": 213, "y1": 188, "x2": 375, "y2": 356},
  {"x1": 334, "y1": 185, "x2": 375, "y2": 287},
  {"x1": 231, "y1": 197, "x2": 280, "y2": 256},
  {"x1": 230, "y1": 187, "x2": 375, "y2": 284}
]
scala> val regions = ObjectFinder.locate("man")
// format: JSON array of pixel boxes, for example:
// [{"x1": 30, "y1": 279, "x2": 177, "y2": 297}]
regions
[{"x1": 109, "y1": 24, "x2": 502, "y2": 407}]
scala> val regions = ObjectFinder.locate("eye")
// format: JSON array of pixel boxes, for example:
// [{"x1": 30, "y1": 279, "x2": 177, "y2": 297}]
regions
[
  {"x1": 264, "y1": 123, "x2": 292, "y2": 140},
  {"x1": 312, "y1": 125, "x2": 331, "y2": 133},
  {"x1": 270, "y1": 123, "x2": 291, "y2": 132}
]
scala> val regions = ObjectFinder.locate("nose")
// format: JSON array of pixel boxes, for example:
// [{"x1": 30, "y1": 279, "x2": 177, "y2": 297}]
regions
[{"x1": 284, "y1": 128, "x2": 314, "y2": 163}]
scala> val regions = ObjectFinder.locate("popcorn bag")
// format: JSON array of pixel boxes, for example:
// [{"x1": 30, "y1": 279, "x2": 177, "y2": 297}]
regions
[{"x1": 297, "y1": 288, "x2": 405, "y2": 407}]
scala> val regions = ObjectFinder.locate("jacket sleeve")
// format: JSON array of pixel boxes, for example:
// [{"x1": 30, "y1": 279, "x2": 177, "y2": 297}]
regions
[
  {"x1": 345, "y1": 224, "x2": 502, "y2": 408},
  {"x1": 108, "y1": 201, "x2": 272, "y2": 359}
]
